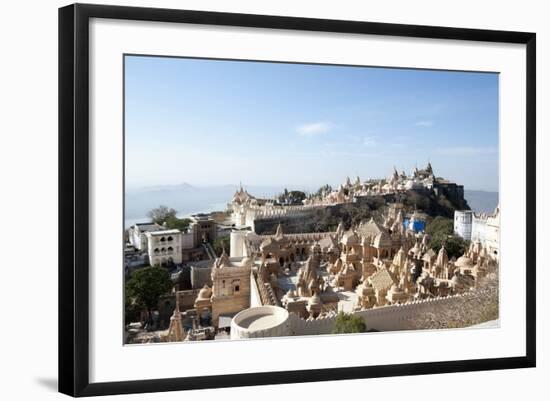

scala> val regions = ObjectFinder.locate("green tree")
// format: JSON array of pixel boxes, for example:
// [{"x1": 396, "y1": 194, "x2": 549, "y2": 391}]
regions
[
  {"x1": 125, "y1": 266, "x2": 173, "y2": 328},
  {"x1": 278, "y1": 189, "x2": 306, "y2": 205},
  {"x1": 426, "y1": 216, "x2": 454, "y2": 236},
  {"x1": 125, "y1": 290, "x2": 144, "y2": 325},
  {"x1": 425, "y1": 216, "x2": 467, "y2": 259},
  {"x1": 333, "y1": 312, "x2": 367, "y2": 334},
  {"x1": 213, "y1": 235, "x2": 230, "y2": 256},
  {"x1": 403, "y1": 191, "x2": 430, "y2": 211},
  {"x1": 147, "y1": 206, "x2": 192, "y2": 231},
  {"x1": 147, "y1": 205, "x2": 177, "y2": 225},
  {"x1": 288, "y1": 190, "x2": 306, "y2": 204},
  {"x1": 164, "y1": 216, "x2": 192, "y2": 231},
  {"x1": 430, "y1": 233, "x2": 468, "y2": 259}
]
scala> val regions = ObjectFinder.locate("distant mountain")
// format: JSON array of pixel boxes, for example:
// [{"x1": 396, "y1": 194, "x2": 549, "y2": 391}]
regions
[
  {"x1": 127, "y1": 182, "x2": 196, "y2": 193},
  {"x1": 464, "y1": 190, "x2": 499, "y2": 214}
]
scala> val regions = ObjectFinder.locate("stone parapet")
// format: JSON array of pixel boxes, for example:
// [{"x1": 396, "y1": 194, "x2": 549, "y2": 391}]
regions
[{"x1": 289, "y1": 293, "x2": 471, "y2": 335}]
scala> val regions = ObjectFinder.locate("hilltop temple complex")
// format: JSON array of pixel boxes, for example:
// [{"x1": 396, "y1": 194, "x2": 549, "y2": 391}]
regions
[
  {"x1": 126, "y1": 163, "x2": 498, "y2": 343},
  {"x1": 171, "y1": 198, "x2": 497, "y2": 341},
  {"x1": 230, "y1": 163, "x2": 465, "y2": 233}
]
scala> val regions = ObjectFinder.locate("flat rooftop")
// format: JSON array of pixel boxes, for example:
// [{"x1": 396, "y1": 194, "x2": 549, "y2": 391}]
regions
[{"x1": 147, "y1": 229, "x2": 181, "y2": 235}]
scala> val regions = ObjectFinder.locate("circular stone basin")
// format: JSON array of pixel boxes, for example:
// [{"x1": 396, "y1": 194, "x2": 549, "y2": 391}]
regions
[
  {"x1": 231, "y1": 306, "x2": 290, "y2": 339},
  {"x1": 238, "y1": 313, "x2": 282, "y2": 330}
]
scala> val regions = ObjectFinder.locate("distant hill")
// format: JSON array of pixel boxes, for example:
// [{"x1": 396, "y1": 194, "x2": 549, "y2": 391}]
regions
[
  {"x1": 464, "y1": 190, "x2": 499, "y2": 214},
  {"x1": 257, "y1": 188, "x2": 472, "y2": 235}
]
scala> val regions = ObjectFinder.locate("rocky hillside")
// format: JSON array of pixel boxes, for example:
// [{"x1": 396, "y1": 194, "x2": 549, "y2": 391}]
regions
[{"x1": 255, "y1": 189, "x2": 470, "y2": 235}]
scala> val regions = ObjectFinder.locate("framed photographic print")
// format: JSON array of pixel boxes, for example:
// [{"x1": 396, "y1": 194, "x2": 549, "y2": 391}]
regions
[{"x1": 58, "y1": 3, "x2": 536, "y2": 397}]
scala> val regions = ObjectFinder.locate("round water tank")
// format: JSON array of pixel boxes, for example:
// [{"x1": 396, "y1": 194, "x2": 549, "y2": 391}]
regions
[{"x1": 230, "y1": 306, "x2": 290, "y2": 339}]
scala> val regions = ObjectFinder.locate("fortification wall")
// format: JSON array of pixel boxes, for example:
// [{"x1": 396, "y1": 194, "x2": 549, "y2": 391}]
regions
[
  {"x1": 212, "y1": 295, "x2": 250, "y2": 327},
  {"x1": 253, "y1": 203, "x2": 350, "y2": 234},
  {"x1": 289, "y1": 294, "x2": 469, "y2": 335},
  {"x1": 254, "y1": 204, "x2": 327, "y2": 220},
  {"x1": 289, "y1": 312, "x2": 338, "y2": 336},
  {"x1": 253, "y1": 214, "x2": 323, "y2": 235}
]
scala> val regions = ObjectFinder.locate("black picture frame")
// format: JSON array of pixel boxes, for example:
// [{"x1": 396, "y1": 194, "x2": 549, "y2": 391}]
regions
[{"x1": 59, "y1": 3, "x2": 536, "y2": 397}]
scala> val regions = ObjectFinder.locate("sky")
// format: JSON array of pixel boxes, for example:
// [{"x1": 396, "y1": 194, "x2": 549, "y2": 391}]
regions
[{"x1": 125, "y1": 55, "x2": 499, "y2": 192}]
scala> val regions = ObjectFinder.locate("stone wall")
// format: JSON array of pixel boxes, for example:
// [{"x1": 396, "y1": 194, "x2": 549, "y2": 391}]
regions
[
  {"x1": 253, "y1": 203, "x2": 347, "y2": 234},
  {"x1": 253, "y1": 211, "x2": 326, "y2": 235},
  {"x1": 190, "y1": 264, "x2": 212, "y2": 289},
  {"x1": 289, "y1": 293, "x2": 470, "y2": 336},
  {"x1": 289, "y1": 312, "x2": 337, "y2": 336},
  {"x1": 212, "y1": 295, "x2": 250, "y2": 326},
  {"x1": 254, "y1": 204, "x2": 326, "y2": 220},
  {"x1": 253, "y1": 196, "x2": 391, "y2": 234}
]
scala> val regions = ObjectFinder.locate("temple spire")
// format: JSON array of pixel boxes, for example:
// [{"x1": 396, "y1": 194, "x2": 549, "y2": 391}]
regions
[
  {"x1": 275, "y1": 223, "x2": 284, "y2": 239},
  {"x1": 167, "y1": 286, "x2": 184, "y2": 342},
  {"x1": 436, "y1": 245, "x2": 448, "y2": 268}
]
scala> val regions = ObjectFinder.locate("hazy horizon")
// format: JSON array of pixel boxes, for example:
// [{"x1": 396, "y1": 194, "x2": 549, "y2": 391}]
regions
[
  {"x1": 125, "y1": 56, "x2": 499, "y2": 192},
  {"x1": 126, "y1": 181, "x2": 498, "y2": 194},
  {"x1": 124, "y1": 182, "x2": 499, "y2": 228}
]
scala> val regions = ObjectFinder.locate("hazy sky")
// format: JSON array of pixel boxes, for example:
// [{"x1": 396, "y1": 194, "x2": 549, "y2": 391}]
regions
[{"x1": 125, "y1": 55, "x2": 499, "y2": 192}]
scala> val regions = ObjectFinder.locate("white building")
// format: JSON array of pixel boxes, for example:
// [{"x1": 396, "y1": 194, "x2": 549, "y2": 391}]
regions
[
  {"x1": 482, "y1": 207, "x2": 500, "y2": 261},
  {"x1": 146, "y1": 229, "x2": 183, "y2": 266},
  {"x1": 472, "y1": 216, "x2": 487, "y2": 243},
  {"x1": 454, "y1": 206, "x2": 500, "y2": 261},
  {"x1": 454, "y1": 210, "x2": 473, "y2": 241},
  {"x1": 128, "y1": 222, "x2": 164, "y2": 251},
  {"x1": 181, "y1": 228, "x2": 194, "y2": 250},
  {"x1": 230, "y1": 228, "x2": 252, "y2": 258}
]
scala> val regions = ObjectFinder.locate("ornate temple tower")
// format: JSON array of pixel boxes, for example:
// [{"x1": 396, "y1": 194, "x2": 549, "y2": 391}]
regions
[
  {"x1": 166, "y1": 292, "x2": 184, "y2": 342},
  {"x1": 391, "y1": 246, "x2": 407, "y2": 276},
  {"x1": 210, "y1": 250, "x2": 252, "y2": 326},
  {"x1": 296, "y1": 243, "x2": 321, "y2": 297},
  {"x1": 434, "y1": 245, "x2": 449, "y2": 279}
]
